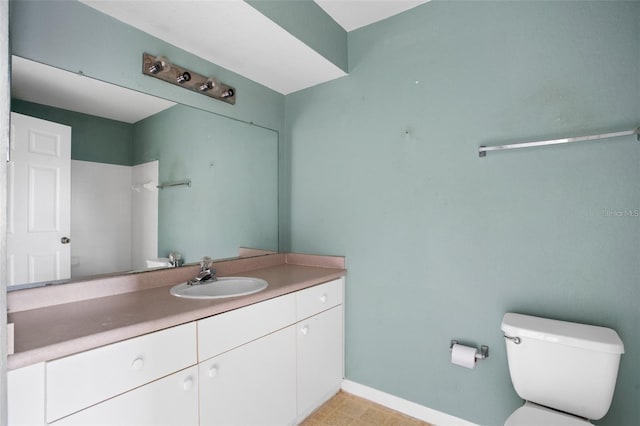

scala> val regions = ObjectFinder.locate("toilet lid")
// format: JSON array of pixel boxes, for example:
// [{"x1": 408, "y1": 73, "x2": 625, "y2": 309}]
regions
[{"x1": 505, "y1": 403, "x2": 592, "y2": 426}]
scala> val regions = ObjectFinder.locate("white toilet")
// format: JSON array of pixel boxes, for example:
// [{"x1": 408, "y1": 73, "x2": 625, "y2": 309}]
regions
[{"x1": 501, "y1": 313, "x2": 624, "y2": 425}]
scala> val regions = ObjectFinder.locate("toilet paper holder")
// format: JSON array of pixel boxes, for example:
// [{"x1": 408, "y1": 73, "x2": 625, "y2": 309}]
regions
[{"x1": 450, "y1": 340, "x2": 489, "y2": 360}]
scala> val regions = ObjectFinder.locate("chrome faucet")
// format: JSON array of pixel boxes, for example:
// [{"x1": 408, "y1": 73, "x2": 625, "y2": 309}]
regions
[
  {"x1": 187, "y1": 256, "x2": 217, "y2": 286},
  {"x1": 168, "y1": 251, "x2": 182, "y2": 268}
]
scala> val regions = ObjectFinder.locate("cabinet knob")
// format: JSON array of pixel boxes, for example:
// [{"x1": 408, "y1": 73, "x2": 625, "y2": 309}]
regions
[
  {"x1": 300, "y1": 325, "x2": 309, "y2": 335},
  {"x1": 320, "y1": 294, "x2": 327, "y2": 303},
  {"x1": 131, "y1": 357, "x2": 144, "y2": 370},
  {"x1": 183, "y1": 377, "x2": 194, "y2": 391},
  {"x1": 208, "y1": 365, "x2": 218, "y2": 378}
]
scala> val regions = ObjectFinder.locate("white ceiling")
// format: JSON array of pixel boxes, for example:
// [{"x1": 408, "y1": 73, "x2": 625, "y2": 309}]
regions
[
  {"x1": 315, "y1": 0, "x2": 430, "y2": 32},
  {"x1": 79, "y1": 0, "x2": 430, "y2": 95},
  {"x1": 12, "y1": 56, "x2": 176, "y2": 123},
  {"x1": 80, "y1": 0, "x2": 346, "y2": 95}
]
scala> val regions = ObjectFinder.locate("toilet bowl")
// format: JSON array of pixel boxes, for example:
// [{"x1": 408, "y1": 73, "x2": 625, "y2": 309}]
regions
[{"x1": 501, "y1": 313, "x2": 624, "y2": 425}]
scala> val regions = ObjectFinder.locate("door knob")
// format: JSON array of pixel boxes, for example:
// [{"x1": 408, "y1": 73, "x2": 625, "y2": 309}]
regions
[{"x1": 61, "y1": 237, "x2": 71, "y2": 244}]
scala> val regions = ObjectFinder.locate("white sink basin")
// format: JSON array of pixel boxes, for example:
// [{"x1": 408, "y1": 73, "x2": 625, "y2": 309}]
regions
[{"x1": 170, "y1": 277, "x2": 268, "y2": 299}]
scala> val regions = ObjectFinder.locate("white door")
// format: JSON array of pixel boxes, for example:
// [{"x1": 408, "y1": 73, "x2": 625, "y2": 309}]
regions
[{"x1": 8, "y1": 112, "x2": 71, "y2": 287}]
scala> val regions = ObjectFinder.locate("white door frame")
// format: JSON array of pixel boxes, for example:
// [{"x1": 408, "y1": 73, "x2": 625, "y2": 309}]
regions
[{"x1": 1, "y1": 1, "x2": 11, "y2": 423}]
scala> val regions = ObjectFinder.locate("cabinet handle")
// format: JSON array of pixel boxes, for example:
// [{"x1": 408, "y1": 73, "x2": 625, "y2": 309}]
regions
[
  {"x1": 300, "y1": 325, "x2": 309, "y2": 335},
  {"x1": 320, "y1": 294, "x2": 327, "y2": 303},
  {"x1": 131, "y1": 357, "x2": 144, "y2": 370},
  {"x1": 208, "y1": 365, "x2": 219, "y2": 378},
  {"x1": 183, "y1": 377, "x2": 194, "y2": 391}
]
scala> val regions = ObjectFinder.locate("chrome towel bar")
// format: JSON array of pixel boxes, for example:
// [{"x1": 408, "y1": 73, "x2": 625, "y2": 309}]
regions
[
  {"x1": 479, "y1": 127, "x2": 640, "y2": 157},
  {"x1": 157, "y1": 179, "x2": 191, "y2": 189}
]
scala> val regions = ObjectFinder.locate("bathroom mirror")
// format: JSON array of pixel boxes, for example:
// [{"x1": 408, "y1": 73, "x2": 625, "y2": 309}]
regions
[{"x1": 8, "y1": 56, "x2": 279, "y2": 289}]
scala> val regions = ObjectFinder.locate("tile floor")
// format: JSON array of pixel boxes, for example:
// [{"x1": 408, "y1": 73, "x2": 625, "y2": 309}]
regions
[{"x1": 300, "y1": 391, "x2": 433, "y2": 426}]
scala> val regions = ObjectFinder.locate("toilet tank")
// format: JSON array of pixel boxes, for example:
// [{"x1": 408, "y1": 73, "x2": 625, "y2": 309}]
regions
[{"x1": 501, "y1": 313, "x2": 624, "y2": 420}]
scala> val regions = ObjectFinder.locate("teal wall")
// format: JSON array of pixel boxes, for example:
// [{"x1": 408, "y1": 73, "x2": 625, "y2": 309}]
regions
[
  {"x1": 285, "y1": 1, "x2": 640, "y2": 425},
  {"x1": 134, "y1": 105, "x2": 278, "y2": 262},
  {"x1": 11, "y1": 99, "x2": 134, "y2": 166}
]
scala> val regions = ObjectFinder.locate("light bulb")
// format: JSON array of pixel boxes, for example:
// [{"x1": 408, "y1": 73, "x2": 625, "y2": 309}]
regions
[
  {"x1": 221, "y1": 88, "x2": 234, "y2": 98},
  {"x1": 199, "y1": 77, "x2": 220, "y2": 92},
  {"x1": 148, "y1": 56, "x2": 171, "y2": 74},
  {"x1": 176, "y1": 71, "x2": 191, "y2": 84}
]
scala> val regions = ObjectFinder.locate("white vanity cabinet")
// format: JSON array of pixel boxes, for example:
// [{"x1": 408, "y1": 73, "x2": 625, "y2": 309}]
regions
[
  {"x1": 295, "y1": 279, "x2": 345, "y2": 420},
  {"x1": 197, "y1": 277, "x2": 345, "y2": 425},
  {"x1": 46, "y1": 322, "x2": 197, "y2": 424},
  {"x1": 197, "y1": 293, "x2": 297, "y2": 425},
  {"x1": 296, "y1": 306, "x2": 344, "y2": 419},
  {"x1": 196, "y1": 292, "x2": 296, "y2": 360},
  {"x1": 199, "y1": 326, "x2": 297, "y2": 425},
  {"x1": 8, "y1": 362, "x2": 45, "y2": 426},
  {"x1": 50, "y1": 366, "x2": 198, "y2": 426},
  {"x1": 7, "y1": 277, "x2": 345, "y2": 426}
]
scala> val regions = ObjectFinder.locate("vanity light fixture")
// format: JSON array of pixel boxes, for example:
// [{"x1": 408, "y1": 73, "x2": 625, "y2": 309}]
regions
[{"x1": 142, "y1": 53, "x2": 236, "y2": 105}]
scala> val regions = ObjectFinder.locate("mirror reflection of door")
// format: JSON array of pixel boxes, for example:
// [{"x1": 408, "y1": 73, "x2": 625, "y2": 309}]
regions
[{"x1": 8, "y1": 112, "x2": 71, "y2": 286}]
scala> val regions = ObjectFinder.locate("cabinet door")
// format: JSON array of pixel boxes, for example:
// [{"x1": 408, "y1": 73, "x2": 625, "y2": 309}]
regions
[
  {"x1": 199, "y1": 326, "x2": 297, "y2": 426},
  {"x1": 8, "y1": 363, "x2": 45, "y2": 426},
  {"x1": 47, "y1": 323, "x2": 196, "y2": 422},
  {"x1": 297, "y1": 305, "x2": 344, "y2": 419},
  {"x1": 50, "y1": 366, "x2": 198, "y2": 426}
]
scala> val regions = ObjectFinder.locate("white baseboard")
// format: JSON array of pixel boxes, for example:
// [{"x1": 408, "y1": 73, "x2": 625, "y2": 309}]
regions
[{"x1": 341, "y1": 379, "x2": 478, "y2": 426}]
